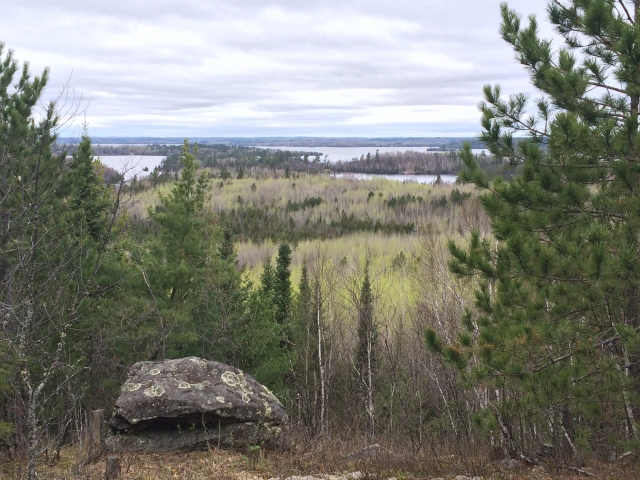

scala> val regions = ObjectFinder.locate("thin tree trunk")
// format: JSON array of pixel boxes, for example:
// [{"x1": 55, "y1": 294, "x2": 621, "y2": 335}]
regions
[{"x1": 317, "y1": 286, "x2": 326, "y2": 434}]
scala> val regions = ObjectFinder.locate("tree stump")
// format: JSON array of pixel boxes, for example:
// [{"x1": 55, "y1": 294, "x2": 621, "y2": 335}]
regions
[
  {"x1": 86, "y1": 409, "x2": 104, "y2": 463},
  {"x1": 105, "y1": 456, "x2": 121, "y2": 479}
]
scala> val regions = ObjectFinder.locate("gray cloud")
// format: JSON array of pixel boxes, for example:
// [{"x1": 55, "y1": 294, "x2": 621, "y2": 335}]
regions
[{"x1": 2, "y1": 0, "x2": 553, "y2": 137}]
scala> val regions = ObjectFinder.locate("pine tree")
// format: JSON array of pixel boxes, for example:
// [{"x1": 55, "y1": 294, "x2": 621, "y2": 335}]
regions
[
  {"x1": 142, "y1": 139, "x2": 210, "y2": 358},
  {"x1": 427, "y1": 0, "x2": 640, "y2": 461},
  {"x1": 0, "y1": 46, "x2": 125, "y2": 478},
  {"x1": 147, "y1": 139, "x2": 210, "y2": 304}
]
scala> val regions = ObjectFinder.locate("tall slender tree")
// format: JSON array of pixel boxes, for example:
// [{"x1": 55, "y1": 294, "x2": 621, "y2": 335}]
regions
[
  {"x1": 356, "y1": 259, "x2": 377, "y2": 440},
  {"x1": 274, "y1": 242, "x2": 292, "y2": 326}
]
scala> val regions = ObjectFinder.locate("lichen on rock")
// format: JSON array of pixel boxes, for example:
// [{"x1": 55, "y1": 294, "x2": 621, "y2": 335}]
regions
[{"x1": 108, "y1": 357, "x2": 288, "y2": 451}]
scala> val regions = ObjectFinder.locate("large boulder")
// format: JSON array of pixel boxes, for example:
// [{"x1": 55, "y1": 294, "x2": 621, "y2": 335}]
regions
[{"x1": 106, "y1": 357, "x2": 287, "y2": 451}]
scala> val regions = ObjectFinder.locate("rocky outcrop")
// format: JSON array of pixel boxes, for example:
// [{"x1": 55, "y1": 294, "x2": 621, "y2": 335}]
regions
[{"x1": 106, "y1": 357, "x2": 287, "y2": 451}]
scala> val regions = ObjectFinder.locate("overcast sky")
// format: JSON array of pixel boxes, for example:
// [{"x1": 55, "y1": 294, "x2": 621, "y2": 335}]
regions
[{"x1": 2, "y1": 0, "x2": 554, "y2": 138}]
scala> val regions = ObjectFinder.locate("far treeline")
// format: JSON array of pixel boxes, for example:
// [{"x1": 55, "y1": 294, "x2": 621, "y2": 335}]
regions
[
  {"x1": 57, "y1": 140, "x2": 515, "y2": 178},
  {"x1": 5, "y1": 0, "x2": 640, "y2": 478}
]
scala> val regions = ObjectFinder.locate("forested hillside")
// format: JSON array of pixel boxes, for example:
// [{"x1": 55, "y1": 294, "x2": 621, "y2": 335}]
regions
[{"x1": 5, "y1": 1, "x2": 640, "y2": 479}]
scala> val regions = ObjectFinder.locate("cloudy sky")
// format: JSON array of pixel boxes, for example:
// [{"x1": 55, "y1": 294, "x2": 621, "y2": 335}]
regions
[{"x1": 3, "y1": 0, "x2": 553, "y2": 138}]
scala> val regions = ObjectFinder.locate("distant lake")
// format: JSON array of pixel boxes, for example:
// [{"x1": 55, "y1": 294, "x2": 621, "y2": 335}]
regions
[
  {"x1": 97, "y1": 155, "x2": 165, "y2": 179},
  {"x1": 96, "y1": 150, "x2": 475, "y2": 182},
  {"x1": 335, "y1": 173, "x2": 457, "y2": 184},
  {"x1": 267, "y1": 146, "x2": 489, "y2": 162}
]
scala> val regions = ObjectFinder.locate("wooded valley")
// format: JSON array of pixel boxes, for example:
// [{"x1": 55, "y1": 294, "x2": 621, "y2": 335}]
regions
[{"x1": 6, "y1": 1, "x2": 640, "y2": 479}]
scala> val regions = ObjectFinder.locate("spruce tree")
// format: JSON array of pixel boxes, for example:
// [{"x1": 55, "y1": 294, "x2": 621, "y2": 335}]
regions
[
  {"x1": 260, "y1": 257, "x2": 275, "y2": 297},
  {"x1": 356, "y1": 259, "x2": 377, "y2": 440},
  {"x1": 291, "y1": 261, "x2": 319, "y2": 430},
  {"x1": 274, "y1": 242, "x2": 292, "y2": 326},
  {"x1": 69, "y1": 134, "x2": 110, "y2": 241},
  {"x1": 218, "y1": 229, "x2": 235, "y2": 261},
  {"x1": 427, "y1": 0, "x2": 640, "y2": 460},
  {"x1": 149, "y1": 166, "x2": 160, "y2": 189}
]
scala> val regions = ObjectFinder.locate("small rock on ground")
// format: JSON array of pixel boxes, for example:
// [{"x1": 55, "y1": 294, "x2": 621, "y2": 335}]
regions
[{"x1": 268, "y1": 473, "x2": 396, "y2": 480}]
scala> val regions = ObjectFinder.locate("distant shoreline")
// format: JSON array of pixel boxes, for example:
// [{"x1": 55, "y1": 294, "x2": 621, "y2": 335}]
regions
[{"x1": 57, "y1": 136, "x2": 485, "y2": 149}]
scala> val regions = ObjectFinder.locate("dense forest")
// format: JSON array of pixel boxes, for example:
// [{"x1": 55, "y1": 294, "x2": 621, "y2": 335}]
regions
[{"x1": 5, "y1": 1, "x2": 640, "y2": 479}]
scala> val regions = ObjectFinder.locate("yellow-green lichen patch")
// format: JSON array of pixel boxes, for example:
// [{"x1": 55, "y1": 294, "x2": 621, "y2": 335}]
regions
[
  {"x1": 261, "y1": 384, "x2": 277, "y2": 401},
  {"x1": 143, "y1": 385, "x2": 165, "y2": 398},
  {"x1": 178, "y1": 381, "x2": 192, "y2": 389},
  {"x1": 221, "y1": 371, "x2": 254, "y2": 401},
  {"x1": 149, "y1": 368, "x2": 161, "y2": 376},
  {"x1": 221, "y1": 371, "x2": 239, "y2": 387},
  {"x1": 260, "y1": 399, "x2": 272, "y2": 418},
  {"x1": 122, "y1": 383, "x2": 141, "y2": 392},
  {"x1": 216, "y1": 396, "x2": 225, "y2": 403}
]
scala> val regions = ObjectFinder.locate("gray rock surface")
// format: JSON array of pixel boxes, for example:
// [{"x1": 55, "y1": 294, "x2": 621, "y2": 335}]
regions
[
  {"x1": 498, "y1": 458, "x2": 524, "y2": 470},
  {"x1": 267, "y1": 474, "x2": 367, "y2": 480},
  {"x1": 106, "y1": 357, "x2": 287, "y2": 451}
]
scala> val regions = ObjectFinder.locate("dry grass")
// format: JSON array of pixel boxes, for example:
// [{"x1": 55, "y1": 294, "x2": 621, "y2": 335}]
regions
[{"x1": 6, "y1": 437, "x2": 640, "y2": 480}]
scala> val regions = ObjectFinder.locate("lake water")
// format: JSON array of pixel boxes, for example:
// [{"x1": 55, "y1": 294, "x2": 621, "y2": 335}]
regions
[
  {"x1": 335, "y1": 173, "x2": 457, "y2": 184},
  {"x1": 267, "y1": 146, "x2": 488, "y2": 162},
  {"x1": 97, "y1": 155, "x2": 458, "y2": 184},
  {"x1": 96, "y1": 155, "x2": 165, "y2": 179}
]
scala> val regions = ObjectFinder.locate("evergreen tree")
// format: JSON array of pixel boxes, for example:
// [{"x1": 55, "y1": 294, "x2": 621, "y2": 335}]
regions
[
  {"x1": 69, "y1": 134, "x2": 110, "y2": 241},
  {"x1": 260, "y1": 257, "x2": 275, "y2": 297},
  {"x1": 274, "y1": 242, "x2": 292, "y2": 326},
  {"x1": 193, "y1": 233, "x2": 244, "y2": 361},
  {"x1": 143, "y1": 139, "x2": 210, "y2": 357},
  {"x1": 291, "y1": 260, "x2": 323, "y2": 434},
  {"x1": 149, "y1": 166, "x2": 160, "y2": 188},
  {"x1": 0, "y1": 46, "x2": 125, "y2": 478},
  {"x1": 356, "y1": 259, "x2": 377, "y2": 439},
  {"x1": 148, "y1": 139, "x2": 209, "y2": 302},
  {"x1": 427, "y1": 0, "x2": 640, "y2": 461},
  {"x1": 296, "y1": 261, "x2": 313, "y2": 333},
  {"x1": 218, "y1": 229, "x2": 235, "y2": 261}
]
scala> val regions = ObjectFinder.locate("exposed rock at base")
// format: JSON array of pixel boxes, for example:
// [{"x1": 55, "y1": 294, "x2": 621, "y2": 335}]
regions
[
  {"x1": 346, "y1": 443, "x2": 384, "y2": 459},
  {"x1": 498, "y1": 458, "x2": 524, "y2": 470},
  {"x1": 267, "y1": 473, "x2": 367, "y2": 480},
  {"x1": 107, "y1": 357, "x2": 287, "y2": 451}
]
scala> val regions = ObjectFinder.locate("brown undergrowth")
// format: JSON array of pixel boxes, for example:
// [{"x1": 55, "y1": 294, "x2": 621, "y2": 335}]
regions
[{"x1": 4, "y1": 435, "x2": 640, "y2": 480}]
